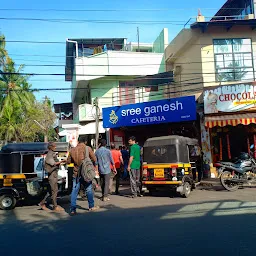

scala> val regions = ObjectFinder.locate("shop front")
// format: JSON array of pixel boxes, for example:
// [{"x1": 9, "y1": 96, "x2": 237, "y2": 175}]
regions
[
  {"x1": 60, "y1": 122, "x2": 108, "y2": 149},
  {"x1": 102, "y1": 95, "x2": 198, "y2": 146},
  {"x1": 203, "y1": 83, "x2": 256, "y2": 177}
]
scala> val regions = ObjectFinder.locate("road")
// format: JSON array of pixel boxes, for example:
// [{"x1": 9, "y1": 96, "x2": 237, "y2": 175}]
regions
[{"x1": 1, "y1": 186, "x2": 256, "y2": 256}]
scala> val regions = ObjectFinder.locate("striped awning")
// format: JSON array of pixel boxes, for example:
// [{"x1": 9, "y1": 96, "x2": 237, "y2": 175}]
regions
[{"x1": 205, "y1": 113, "x2": 256, "y2": 128}]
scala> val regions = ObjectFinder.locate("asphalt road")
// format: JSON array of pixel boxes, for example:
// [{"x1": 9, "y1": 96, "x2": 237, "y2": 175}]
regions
[{"x1": 1, "y1": 186, "x2": 256, "y2": 256}]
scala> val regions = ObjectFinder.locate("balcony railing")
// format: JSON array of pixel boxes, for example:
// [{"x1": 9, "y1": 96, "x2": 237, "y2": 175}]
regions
[
  {"x1": 184, "y1": 14, "x2": 255, "y2": 28},
  {"x1": 112, "y1": 85, "x2": 166, "y2": 106}
]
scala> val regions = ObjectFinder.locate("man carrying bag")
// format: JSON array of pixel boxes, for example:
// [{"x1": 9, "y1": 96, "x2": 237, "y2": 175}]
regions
[{"x1": 67, "y1": 136, "x2": 99, "y2": 215}]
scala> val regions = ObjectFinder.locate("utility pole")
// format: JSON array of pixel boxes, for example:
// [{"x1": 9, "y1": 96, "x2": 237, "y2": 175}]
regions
[
  {"x1": 137, "y1": 27, "x2": 140, "y2": 52},
  {"x1": 93, "y1": 97, "x2": 100, "y2": 149}
]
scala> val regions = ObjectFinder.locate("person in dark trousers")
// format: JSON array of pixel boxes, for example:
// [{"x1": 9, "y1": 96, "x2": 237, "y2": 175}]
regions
[
  {"x1": 95, "y1": 139, "x2": 116, "y2": 202},
  {"x1": 67, "y1": 136, "x2": 99, "y2": 215},
  {"x1": 128, "y1": 136, "x2": 142, "y2": 198},
  {"x1": 121, "y1": 146, "x2": 129, "y2": 180},
  {"x1": 39, "y1": 142, "x2": 65, "y2": 212},
  {"x1": 195, "y1": 146, "x2": 203, "y2": 182},
  {"x1": 110, "y1": 143, "x2": 123, "y2": 195},
  {"x1": 191, "y1": 145, "x2": 203, "y2": 182}
]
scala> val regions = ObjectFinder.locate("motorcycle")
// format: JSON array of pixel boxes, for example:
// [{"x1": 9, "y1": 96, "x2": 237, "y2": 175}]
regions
[{"x1": 215, "y1": 146, "x2": 256, "y2": 191}]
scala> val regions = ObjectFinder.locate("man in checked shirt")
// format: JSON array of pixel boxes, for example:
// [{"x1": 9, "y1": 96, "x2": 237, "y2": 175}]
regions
[{"x1": 67, "y1": 136, "x2": 99, "y2": 215}]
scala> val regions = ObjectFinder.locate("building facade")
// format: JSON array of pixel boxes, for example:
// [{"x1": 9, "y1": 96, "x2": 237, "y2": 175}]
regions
[
  {"x1": 63, "y1": 29, "x2": 170, "y2": 147},
  {"x1": 165, "y1": 0, "x2": 256, "y2": 177}
]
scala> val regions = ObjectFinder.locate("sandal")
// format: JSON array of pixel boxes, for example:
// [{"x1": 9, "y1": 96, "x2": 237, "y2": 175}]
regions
[
  {"x1": 70, "y1": 210, "x2": 77, "y2": 216},
  {"x1": 89, "y1": 206, "x2": 100, "y2": 212},
  {"x1": 39, "y1": 204, "x2": 50, "y2": 211},
  {"x1": 54, "y1": 206, "x2": 65, "y2": 212}
]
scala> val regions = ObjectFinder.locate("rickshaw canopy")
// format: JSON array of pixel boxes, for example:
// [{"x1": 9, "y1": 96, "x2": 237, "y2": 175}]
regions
[
  {"x1": 143, "y1": 135, "x2": 199, "y2": 164},
  {"x1": 1, "y1": 142, "x2": 69, "y2": 153},
  {"x1": 143, "y1": 135, "x2": 198, "y2": 147},
  {"x1": 0, "y1": 142, "x2": 69, "y2": 174}
]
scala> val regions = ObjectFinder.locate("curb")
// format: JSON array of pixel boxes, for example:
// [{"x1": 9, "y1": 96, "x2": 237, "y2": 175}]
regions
[
  {"x1": 199, "y1": 178, "x2": 220, "y2": 186},
  {"x1": 196, "y1": 179, "x2": 223, "y2": 191}
]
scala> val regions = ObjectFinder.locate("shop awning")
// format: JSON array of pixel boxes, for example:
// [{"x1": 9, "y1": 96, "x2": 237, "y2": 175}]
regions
[
  {"x1": 205, "y1": 113, "x2": 256, "y2": 128},
  {"x1": 79, "y1": 121, "x2": 107, "y2": 135},
  {"x1": 59, "y1": 122, "x2": 108, "y2": 137},
  {"x1": 59, "y1": 130, "x2": 68, "y2": 137}
]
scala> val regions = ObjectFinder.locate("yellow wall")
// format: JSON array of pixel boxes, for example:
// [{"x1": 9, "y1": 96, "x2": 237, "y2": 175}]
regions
[
  {"x1": 165, "y1": 25, "x2": 256, "y2": 99},
  {"x1": 165, "y1": 33, "x2": 203, "y2": 99}
]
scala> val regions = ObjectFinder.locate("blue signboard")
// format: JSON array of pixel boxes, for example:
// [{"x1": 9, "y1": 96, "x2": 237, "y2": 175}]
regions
[{"x1": 103, "y1": 96, "x2": 196, "y2": 128}]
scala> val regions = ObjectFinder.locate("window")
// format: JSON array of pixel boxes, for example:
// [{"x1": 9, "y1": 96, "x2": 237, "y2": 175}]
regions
[
  {"x1": 119, "y1": 82, "x2": 135, "y2": 105},
  {"x1": 213, "y1": 39, "x2": 254, "y2": 82},
  {"x1": 145, "y1": 86, "x2": 159, "y2": 92},
  {"x1": 36, "y1": 158, "x2": 44, "y2": 171},
  {"x1": 144, "y1": 145, "x2": 177, "y2": 163}
]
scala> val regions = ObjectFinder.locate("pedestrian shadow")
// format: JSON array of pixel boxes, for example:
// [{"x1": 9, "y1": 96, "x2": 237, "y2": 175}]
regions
[{"x1": 98, "y1": 203, "x2": 122, "y2": 211}]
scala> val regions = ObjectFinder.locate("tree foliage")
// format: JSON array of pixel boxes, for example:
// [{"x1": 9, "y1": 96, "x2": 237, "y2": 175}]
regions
[
  {"x1": 0, "y1": 34, "x2": 7, "y2": 68},
  {"x1": 0, "y1": 34, "x2": 57, "y2": 143}
]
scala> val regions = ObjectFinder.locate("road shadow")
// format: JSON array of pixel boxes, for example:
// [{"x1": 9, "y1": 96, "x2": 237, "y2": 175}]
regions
[{"x1": 1, "y1": 197, "x2": 256, "y2": 256}]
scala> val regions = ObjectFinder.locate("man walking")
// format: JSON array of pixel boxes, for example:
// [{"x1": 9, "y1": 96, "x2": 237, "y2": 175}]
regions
[
  {"x1": 110, "y1": 143, "x2": 123, "y2": 195},
  {"x1": 128, "y1": 136, "x2": 142, "y2": 198},
  {"x1": 39, "y1": 142, "x2": 65, "y2": 212},
  {"x1": 95, "y1": 139, "x2": 116, "y2": 201},
  {"x1": 67, "y1": 136, "x2": 98, "y2": 215}
]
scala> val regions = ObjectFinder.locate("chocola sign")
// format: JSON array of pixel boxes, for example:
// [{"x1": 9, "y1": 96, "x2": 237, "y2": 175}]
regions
[{"x1": 204, "y1": 83, "x2": 256, "y2": 114}]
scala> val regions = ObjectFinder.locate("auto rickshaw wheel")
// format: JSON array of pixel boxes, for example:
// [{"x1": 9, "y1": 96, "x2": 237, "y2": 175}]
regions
[
  {"x1": 0, "y1": 195, "x2": 17, "y2": 210},
  {"x1": 182, "y1": 182, "x2": 191, "y2": 198}
]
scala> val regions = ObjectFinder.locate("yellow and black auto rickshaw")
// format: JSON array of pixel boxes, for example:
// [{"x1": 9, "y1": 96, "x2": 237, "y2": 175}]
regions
[
  {"x1": 0, "y1": 142, "x2": 72, "y2": 210},
  {"x1": 141, "y1": 135, "x2": 200, "y2": 198}
]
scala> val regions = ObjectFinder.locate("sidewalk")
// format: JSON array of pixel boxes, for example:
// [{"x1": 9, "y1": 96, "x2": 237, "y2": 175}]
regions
[
  {"x1": 196, "y1": 178, "x2": 223, "y2": 191},
  {"x1": 200, "y1": 178, "x2": 220, "y2": 185}
]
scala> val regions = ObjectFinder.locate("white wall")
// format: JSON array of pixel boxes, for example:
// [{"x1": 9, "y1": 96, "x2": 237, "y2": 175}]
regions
[{"x1": 75, "y1": 51, "x2": 164, "y2": 81}]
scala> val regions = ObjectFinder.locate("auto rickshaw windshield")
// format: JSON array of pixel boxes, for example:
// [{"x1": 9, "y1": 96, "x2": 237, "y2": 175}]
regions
[{"x1": 143, "y1": 145, "x2": 177, "y2": 164}]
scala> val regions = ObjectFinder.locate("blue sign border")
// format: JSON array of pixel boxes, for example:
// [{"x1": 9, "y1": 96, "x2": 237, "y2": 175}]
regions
[{"x1": 103, "y1": 96, "x2": 196, "y2": 128}]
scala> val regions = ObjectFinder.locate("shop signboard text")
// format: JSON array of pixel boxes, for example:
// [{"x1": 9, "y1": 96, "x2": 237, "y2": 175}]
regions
[
  {"x1": 102, "y1": 96, "x2": 196, "y2": 128},
  {"x1": 204, "y1": 83, "x2": 256, "y2": 114}
]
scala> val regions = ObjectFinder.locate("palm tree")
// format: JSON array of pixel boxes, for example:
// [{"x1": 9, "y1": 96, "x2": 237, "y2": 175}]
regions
[
  {"x1": 0, "y1": 34, "x2": 7, "y2": 68},
  {"x1": 0, "y1": 56, "x2": 35, "y2": 142}
]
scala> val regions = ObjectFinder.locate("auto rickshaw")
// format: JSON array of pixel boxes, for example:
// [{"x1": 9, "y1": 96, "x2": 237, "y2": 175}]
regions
[
  {"x1": 141, "y1": 135, "x2": 199, "y2": 198},
  {"x1": 0, "y1": 142, "x2": 72, "y2": 210}
]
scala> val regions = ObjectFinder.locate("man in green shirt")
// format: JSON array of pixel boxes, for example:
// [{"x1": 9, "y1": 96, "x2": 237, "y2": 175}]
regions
[{"x1": 128, "y1": 136, "x2": 142, "y2": 198}]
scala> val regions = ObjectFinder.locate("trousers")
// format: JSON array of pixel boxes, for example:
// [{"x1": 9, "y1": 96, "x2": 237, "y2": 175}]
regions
[
  {"x1": 40, "y1": 171, "x2": 58, "y2": 208},
  {"x1": 70, "y1": 178, "x2": 94, "y2": 211},
  {"x1": 100, "y1": 173, "x2": 111, "y2": 198},
  {"x1": 129, "y1": 169, "x2": 141, "y2": 196},
  {"x1": 109, "y1": 168, "x2": 121, "y2": 194}
]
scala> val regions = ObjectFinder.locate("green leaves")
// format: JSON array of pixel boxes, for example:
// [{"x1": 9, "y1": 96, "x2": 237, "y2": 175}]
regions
[{"x1": 0, "y1": 33, "x2": 56, "y2": 142}]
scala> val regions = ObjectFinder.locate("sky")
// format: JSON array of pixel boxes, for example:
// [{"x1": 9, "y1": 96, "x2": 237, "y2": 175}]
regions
[{"x1": 0, "y1": 0, "x2": 226, "y2": 104}]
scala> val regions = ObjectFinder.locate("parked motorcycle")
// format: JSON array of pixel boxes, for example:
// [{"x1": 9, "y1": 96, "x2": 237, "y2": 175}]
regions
[{"x1": 215, "y1": 146, "x2": 256, "y2": 191}]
